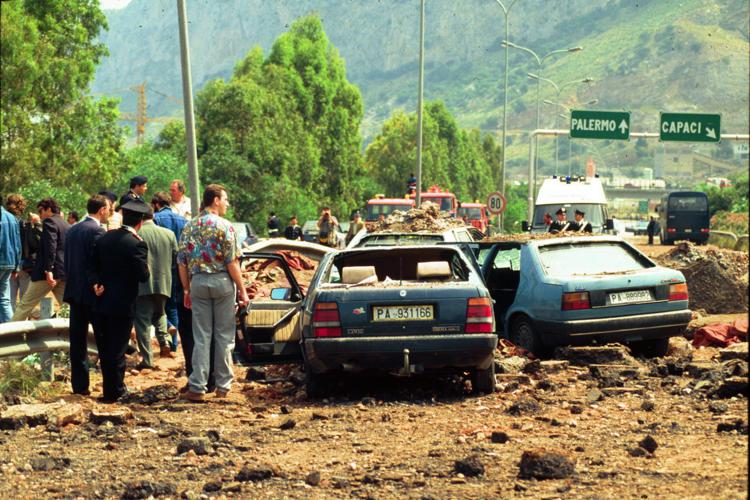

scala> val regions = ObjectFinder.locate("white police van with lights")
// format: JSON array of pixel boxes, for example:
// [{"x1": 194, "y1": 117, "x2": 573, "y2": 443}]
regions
[{"x1": 523, "y1": 175, "x2": 613, "y2": 233}]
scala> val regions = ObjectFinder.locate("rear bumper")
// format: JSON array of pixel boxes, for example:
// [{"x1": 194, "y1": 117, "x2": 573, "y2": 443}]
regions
[
  {"x1": 304, "y1": 334, "x2": 498, "y2": 374},
  {"x1": 534, "y1": 309, "x2": 692, "y2": 347}
]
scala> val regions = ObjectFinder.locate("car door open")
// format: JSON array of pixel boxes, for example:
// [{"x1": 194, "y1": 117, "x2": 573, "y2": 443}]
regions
[{"x1": 235, "y1": 252, "x2": 306, "y2": 365}]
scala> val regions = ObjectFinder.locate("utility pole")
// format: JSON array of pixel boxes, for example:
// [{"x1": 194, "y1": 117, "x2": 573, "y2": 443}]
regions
[
  {"x1": 415, "y1": 0, "x2": 426, "y2": 209},
  {"x1": 177, "y1": 0, "x2": 200, "y2": 212}
]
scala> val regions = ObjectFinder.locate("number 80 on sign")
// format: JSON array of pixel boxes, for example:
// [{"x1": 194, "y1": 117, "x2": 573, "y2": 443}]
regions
[{"x1": 486, "y1": 192, "x2": 507, "y2": 215}]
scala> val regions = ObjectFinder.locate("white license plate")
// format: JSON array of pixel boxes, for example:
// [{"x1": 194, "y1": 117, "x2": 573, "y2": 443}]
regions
[
  {"x1": 372, "y1": 305, "x2": 434, "y2": 321},
  {"x1": 684, "y1": 228, "x2": 692, "y2": 233},
  {"x1": 609, "y1": 290, "x2": 652, "y2": 305}
]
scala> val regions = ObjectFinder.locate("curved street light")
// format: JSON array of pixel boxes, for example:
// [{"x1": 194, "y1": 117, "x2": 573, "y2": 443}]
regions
[
  {"x1": 494, "y1": 0, "x2": 521, "y2": 233},
  {"x1": 501, "y1": 40, "x2": 582, "y2": 190},
  {"x1": 528, "y1": 74, "x2": 594, "y2": 175}
]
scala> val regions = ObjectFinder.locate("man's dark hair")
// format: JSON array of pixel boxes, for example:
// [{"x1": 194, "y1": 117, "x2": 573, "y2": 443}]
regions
[
  {"x1": 152, "y1": 191, "x2": 171, "y2": 208},
  {"x1": 97, "y1": 190, "x2": 117, "y2": 204},
  {"x1": 37, "y1": 198, "x2": 60, "y2": 214},
  {"x1": 122, "y1": 212, "x2": 142, "y2": 227},
  {"x1": 269, "y1": 212, "x2": 276, "y2": 217},
  {"x1": 86, "y1": 194, "x2": 109, "y2": 215},
  {"x1": 202, "y1": 184, "x2": 226, "y2": 209},
  {"x1": 68, "y1": 210, "x2": 80, "y2": 222}
]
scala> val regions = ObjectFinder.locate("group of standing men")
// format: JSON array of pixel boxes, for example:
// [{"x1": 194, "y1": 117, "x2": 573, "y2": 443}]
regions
[
  {"x1": 1, "y1": 178, "x2": 248, "y2": 404},
  {"x1": 544, "y1": 207, "x2": 593, "y2": 233}
]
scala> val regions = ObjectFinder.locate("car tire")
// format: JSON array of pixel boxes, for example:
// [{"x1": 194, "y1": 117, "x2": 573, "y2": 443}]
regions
[
  {"x1": 472, "y1": 363, "x2": 496, "y2": 394},
  {"x1": 630, "y1": 338, "x2": 669, "y2": 358},
  {"x1": 510, "y1": 315, "x2": 547, "y2": 358}
]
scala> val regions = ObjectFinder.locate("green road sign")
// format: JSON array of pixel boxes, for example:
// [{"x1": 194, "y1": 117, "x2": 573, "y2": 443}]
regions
[
  {"x1": 570, "y1": 110, "x2": 630, "y2": 140},
  {"x1": 660, "y1": 112, "x2": 721, "y2": 143}
]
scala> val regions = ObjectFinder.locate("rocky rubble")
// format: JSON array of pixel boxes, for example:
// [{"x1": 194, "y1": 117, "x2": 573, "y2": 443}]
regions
[
  {"x1": 370, "y1": 202, "x2": 470, "y2": 233},
  {"x1": 655, "y1": 241, "x2": 749, "y2": 313}
]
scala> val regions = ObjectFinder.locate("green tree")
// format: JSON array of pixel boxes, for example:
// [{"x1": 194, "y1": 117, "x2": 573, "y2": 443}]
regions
[
  {"x1": 0, "y1": 0, "x2": 125, "y2": 193},
  {"x1": 192, "y1": 16, "x2": 365, "y2": 228},
  {"x1": 363, "y1": 101, "x2": 497, "y2": 203}
]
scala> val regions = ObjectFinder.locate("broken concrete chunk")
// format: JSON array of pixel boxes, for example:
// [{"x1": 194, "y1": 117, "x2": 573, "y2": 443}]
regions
[
  {"x1": 719, "y1": 342, "x2": 748, "y2": 362},
  {"x1": 518, "y1": 448, "x2": 575, "y2": 479},
  {"x1": 555, "y1": 344, "x2": 639, "y2": 367},
  {"x1": 0, "y1": 402, "x2": 83, "y2": 430},
  {"x1": 90, "y1": 407, "x2": 133, "y2": 425}
]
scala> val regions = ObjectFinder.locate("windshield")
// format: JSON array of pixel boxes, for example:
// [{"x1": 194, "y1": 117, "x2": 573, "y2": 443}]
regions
[
  {"x1": 366, "y1": 203, "x2": 412, "y2": 220},
  {"x1": 533, "y1": 203, "x2": 606, "y2": 227},
  {"x1": 538, "y1": 242, "x2": 651, "y2": 277},
  {"x1": 422, "y1": 196, "x2": 454, "y2": 212},
  {"x1": 458, "y1": 207, "x2": 483, "y2": 219},
  {"x1": 358, "y1": 234, "x2": 444, "y2": 247},
  {"x1": 668, "y1": 195, "x2": 707, "y2": 212},
  {"x1": 232, "y1": 223, "x2": 248, "y2": 241}
]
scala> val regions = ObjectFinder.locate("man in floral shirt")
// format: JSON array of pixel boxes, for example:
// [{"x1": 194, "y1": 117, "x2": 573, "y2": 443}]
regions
[{"x1": 177, "y1": 184, "x2": 249, "y2": 401}]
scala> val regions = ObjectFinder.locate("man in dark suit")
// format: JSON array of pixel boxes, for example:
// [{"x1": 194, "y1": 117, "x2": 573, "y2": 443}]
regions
[
  {"x1": 89, "y1": 199, "x2": 150, "y2": 403},
  {"x1": 63, "y1": 195, "x2": 110, "y2": 395},
  {"x1": 573, "y1": 209, "x2": 593, "y2": 233},
  {"x1": 12, "y1": 198, "x2": 70, "y2": 321},
  {"x1": 548, "y1": 207, "x2": 572, "y2": 234}
]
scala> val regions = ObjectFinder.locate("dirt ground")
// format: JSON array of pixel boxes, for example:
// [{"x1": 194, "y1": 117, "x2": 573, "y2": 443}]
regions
[
  {"x1": 1, "y1": 238, "x2": 747, "y2": 499},
  {"x1": 1, "y1": 316, "x2": 748, "y2": 499}
]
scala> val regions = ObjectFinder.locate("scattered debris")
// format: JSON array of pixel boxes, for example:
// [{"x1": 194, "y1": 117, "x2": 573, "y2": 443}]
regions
[
  {"x1": 506, "y1": 397, "x2": 541, "y2": 416},
  {"x1": 720, "y1": 342, "x2": 749, "y2": 362},
  {"x1": 121, "y1": 481, "x2": 176, "y2": 500},
  {"x1": 370, "y1": 203, "x2": 470, "y2": 233},
  {"x1": 0, "y1": 402, "x2": 82, "y2": 430},
  {"x1": 177, "y1": 437, "x2": 213, "y2": 456},
  {"x1": 656, "y1": 242, "x2": 749, "y2": 314},
  {"x1": 454, "y1": 456, "x2": 485, "y2": 477},
  {"x1": 638, "y1": 435, "x2": 658, "y2": 454},
  {"x1": 518, "y1": 448, "x2": 575, "y2": 479},
  {"x1": 236, "y1": 465, "x2": 275, "y2": 482},
  {"x1": 90, "y1": 407, "x2": 133, "y2": 426},
  {"x1": 305, "y1": 470, "x2": 322, "y2": 486},
  {"x1": 555, "y1": 344, "x2": 640, "y2": 367}
]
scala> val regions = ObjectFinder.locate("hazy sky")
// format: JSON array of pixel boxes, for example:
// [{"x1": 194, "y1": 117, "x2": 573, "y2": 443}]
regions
[{"x1": 100, "y1": 0, "x2": 132, "y2": 10}]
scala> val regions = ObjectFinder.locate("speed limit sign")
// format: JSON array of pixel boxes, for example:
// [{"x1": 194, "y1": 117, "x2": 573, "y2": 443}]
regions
[{"x1": 487, "y1": 192, "x2": 507, "y2": 215}]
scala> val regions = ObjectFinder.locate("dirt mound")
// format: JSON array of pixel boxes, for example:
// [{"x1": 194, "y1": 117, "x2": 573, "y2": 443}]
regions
[
  {"x1": 481, "y1": 231, "x2": 599, "y2": 243},
  {"x1": 656, "y1": 242, "x2": 749, "y2": 314},
  {"x1": 370, "y1": 202, "x2": 469, "y2": 233}
]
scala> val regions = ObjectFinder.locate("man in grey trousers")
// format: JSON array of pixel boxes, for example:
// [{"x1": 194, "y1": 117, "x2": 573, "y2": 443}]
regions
[
  {"x1": 177, "y1": 184, "x2": 249, "y2": 401},
  {"x1": 134, "y1": 207, "x2": 178, "y2": 368}
]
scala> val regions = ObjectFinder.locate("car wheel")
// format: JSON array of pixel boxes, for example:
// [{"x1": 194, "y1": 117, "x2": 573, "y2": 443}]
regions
[
  {"x1": 472, "y1": 363, "x2": 496, "y2": 394},
  {"x1": 510, "y1": 315, "x2": 547, "y2": 357},
  {"x1": 630, "y1": 338, "x2": 669, "y2": 358}
]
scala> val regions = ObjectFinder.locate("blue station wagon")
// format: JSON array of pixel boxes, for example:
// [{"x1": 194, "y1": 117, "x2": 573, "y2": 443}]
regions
[
  {"x1": 477, "y1": 235, "x2": 692, "y2": 357},
  {"x1": 235, "y1": 246, "x2": 498, "y2": 396}
]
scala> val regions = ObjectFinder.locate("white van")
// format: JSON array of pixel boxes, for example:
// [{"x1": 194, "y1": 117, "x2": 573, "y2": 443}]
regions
[{"x1": 524, "y1": 176, "x2": 613, "y2": 233}]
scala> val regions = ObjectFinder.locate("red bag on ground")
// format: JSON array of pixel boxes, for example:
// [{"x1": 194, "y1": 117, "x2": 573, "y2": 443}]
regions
[{"x1": 692, "y1": 318, "x2": 748, "y2": 348}]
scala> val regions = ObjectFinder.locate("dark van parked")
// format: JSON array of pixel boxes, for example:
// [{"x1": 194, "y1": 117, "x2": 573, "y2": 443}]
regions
[{"x1": 657, "y1": 191, "x2": 710, "y2": 245}]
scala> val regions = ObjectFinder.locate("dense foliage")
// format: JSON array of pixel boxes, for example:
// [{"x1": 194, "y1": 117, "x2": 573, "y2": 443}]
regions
[{"x1": 0, "y1": 0, "x2": 125, "y2": 204}]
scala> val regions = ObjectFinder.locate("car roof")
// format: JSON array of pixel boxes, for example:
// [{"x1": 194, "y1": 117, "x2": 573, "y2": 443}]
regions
[
  {"x1": 536, "y1": 177, "x2": 607, "y2": 205},
  {"x1": 483, "y1": 234, "x2": 627, "y2": 247}
]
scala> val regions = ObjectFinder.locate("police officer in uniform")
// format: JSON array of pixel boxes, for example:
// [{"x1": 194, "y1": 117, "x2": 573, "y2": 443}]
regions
[
  {"x1": 89, "y1": 199, "x2": 150, "y2": 403},
  {"x1": 548, "y1": 207, "x2": 572, "y2": 233},
  {"x1": 573, "y1": 209, "x2": 592, "y2": 233}
]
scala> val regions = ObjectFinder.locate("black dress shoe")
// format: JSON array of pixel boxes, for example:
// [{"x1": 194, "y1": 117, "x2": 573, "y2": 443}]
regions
[
  {"x1": 73, "y1": 390, "x2": 91, "y2": 396},
  {"x1": 126, "y1": 344, "x2": 137, "y2": 355}
]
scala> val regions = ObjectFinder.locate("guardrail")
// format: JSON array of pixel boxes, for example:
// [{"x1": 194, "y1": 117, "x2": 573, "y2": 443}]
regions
[
  {"x1": 735, "y1": 234, "x2": 749, "y2": 252},
  {"x1": 708, "y1": 230, "x2": 738, "y2": 250},
  {"x1": 0, "y1": 319, "x2": 97, "y2": 360}
]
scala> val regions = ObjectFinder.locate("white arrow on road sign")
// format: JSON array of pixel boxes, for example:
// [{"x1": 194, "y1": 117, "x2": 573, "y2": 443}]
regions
[
  {"x1": 706, "y1": 127, "x2": 716, "y2": 139},
  {"x1": 618, "y1": 119, "x2": 628, "y2": 134}
]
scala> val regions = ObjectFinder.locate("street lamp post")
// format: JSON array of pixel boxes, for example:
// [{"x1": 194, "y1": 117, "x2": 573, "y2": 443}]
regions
[
  {"x1": 544, "y1": 98, "x2": 598, "y2": 175},
  {"x1": 494, "y1": 0, "x2": 520, "y2": 233},
  {"x1": 415, "y1": 0, "x2": 425, "y2": 209},
  {"x1": 528, "y1": 74, "x2": 594, "y2": 175},
  {"x1": 501, "y1": 41, "x2": 582, "y2": 180}
]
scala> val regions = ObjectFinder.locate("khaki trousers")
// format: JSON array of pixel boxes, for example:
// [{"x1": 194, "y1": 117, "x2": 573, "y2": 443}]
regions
[{"x1": 11, "y1": 279, "x2": 66, "y2": 321}]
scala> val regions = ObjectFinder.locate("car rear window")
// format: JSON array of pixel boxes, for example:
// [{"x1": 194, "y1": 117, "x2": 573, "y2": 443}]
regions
[
  {"x1": 359, "y1": 234, "x2": 444, "y2": 247},
  {"x1": 538, "y1": 242, "x2": 651, "y2": 277}
]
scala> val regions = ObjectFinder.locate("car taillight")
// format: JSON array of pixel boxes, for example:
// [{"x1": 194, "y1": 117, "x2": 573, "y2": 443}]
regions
[
  {"x1": 562, "y1": 292, "x2": 590, "y2": 310},
  {"x1": 700, "y1": 228, "x2": 710, "y2": 233},
  {"x1": 313, "y1": 302, "x2": 341, "y2": 337},
  {"x1": 466, "y1": 297, "x2": 493, "y2": 333},
  {"x1": 668, "y1": 283, "x2": 689, "y2": 301},
  {"x1": 667, "y1": 228, "x2": 676, "y2": 233}
]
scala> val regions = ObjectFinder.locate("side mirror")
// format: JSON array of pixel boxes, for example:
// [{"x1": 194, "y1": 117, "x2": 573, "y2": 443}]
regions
[
  {"x1": 605, "y1": 219, "x2": 614, "y2": 230},
  {"x1": 521, "y1": 220, "x2": 529, "y2": 232},
  {"x1": 270, "y1": 287, "x2": 291, "y2": 301}
]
